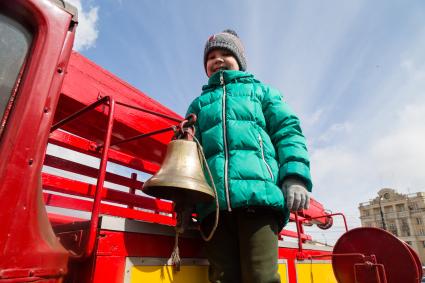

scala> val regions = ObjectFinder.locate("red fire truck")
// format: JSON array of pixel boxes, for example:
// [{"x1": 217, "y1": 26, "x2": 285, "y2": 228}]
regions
[{"x1": 0, "y1": 1, "x2": 422, "y2": 282}]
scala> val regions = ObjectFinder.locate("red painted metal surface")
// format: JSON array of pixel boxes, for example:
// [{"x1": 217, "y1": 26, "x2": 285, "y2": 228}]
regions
[
  {"x1": 91, "y1": 256, "x2": 126, "y2": 283},
  {"x1": 0, "y1": 279, "x2": 62, "y2": 283},
  {"x1": 49, "y1": 94, "x2": 184, "y2": 258},
  {"x1": 0, "y1": 0, "x2": 76, "y2": 281},
  {"x1": 43, "y1": 192, "x2": 175, "y2": 226},
  {"x1": 49, "y1": 129, "x2": 160, "y2": 174},
  {"x1": 309, "y1": 212, "x2": 346, "y2": 231},
  {"x1": 62, "y1": 96, "x2": 116, "y2": 259},
  {"x1": 44, "y1": 154, "x2": 143, "y2": 188},
  {"x1": 292, "y1": 198, "x2": 331, "y2": 226},
  {"x1": 55, "y1": 52, "x2": 182, "y2": 166},
  {"x1": 48, "y1": 213, "x2": 86, "y2": 226},
  {"x1": 278, "y1": 245, "x2": 332, "y2": 283},
  {"x1": 42, "y1": 173, "x2": 173, "y2": 213},
  {"x1": 405, "y1": 243, "x2": 424, "y2": 281},
  {"x1": 279, "y1": 229, "x2": 312, "y2": 241},
  {"x1": 97, "y1": 230, "x2": 204, "y2": 258},
  {"x1": 332, "y1": 227, "x2": 422, "y2": 283}
]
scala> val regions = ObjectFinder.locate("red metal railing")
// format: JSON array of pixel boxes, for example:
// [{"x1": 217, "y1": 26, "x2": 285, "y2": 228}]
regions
[
  {"x1": 48, "y1": 96, "x2": 190, "y2": 259},
  {"x1": 293, "y1": 212, "x2": 348, "y2": 260},
  {"x1": 51, "y1": 96, "x2": 115, "y2": 258}
]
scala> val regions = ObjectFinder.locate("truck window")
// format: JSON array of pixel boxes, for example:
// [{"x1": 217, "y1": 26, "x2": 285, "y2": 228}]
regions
[{"x1": 0, "y1": 13, "x2": 32, "y2": 137}]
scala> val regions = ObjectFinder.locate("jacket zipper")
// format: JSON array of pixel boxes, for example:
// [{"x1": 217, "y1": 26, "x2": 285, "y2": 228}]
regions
[
  {"x1": 220, "y1": 72, "x2": 232, "y2": 211},
  {"x1": 258, "y1": 135, "x2": 274, "y2": 181}
]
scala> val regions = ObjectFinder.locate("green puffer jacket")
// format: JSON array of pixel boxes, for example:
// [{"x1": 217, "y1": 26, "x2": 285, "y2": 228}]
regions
[{"x1": 186, "y1": 70, "x2": 312, "y2": 227}]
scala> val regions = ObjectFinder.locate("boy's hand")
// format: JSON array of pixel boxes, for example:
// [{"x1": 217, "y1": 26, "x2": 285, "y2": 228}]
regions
[{"x1": 282, "y1": 177, "x2": 310, "y2": 211}]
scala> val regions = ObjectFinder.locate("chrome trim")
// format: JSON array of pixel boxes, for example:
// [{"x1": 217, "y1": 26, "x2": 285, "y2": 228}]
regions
[
  {"x1": 295, "y1": 259, "x2": 332, "y2": 264},
  {"x1": 124, "y1": 257, "x2": 132, "y2": 283},
  {"x1": 49, "y1": 0, "x2": 78, "y2": 21},
  {"x1": 100, "y1": 215, "x2": 199, "y2": 238},
  {"x1": 278, "y1": 240, "x2": 334, "y2": 251},
  {"x1": 126, "y1": 257, "x2": 209, "y2": 267}
]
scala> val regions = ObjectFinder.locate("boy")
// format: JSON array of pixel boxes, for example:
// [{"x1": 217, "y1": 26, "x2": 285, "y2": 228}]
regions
[{"x1": 186, "y1": 29, "x2": 312, "y2": 283}]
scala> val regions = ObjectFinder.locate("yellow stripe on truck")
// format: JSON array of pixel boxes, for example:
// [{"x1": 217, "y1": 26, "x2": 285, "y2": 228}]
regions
[
  {"x1": 278, "y1": 263, "x2": 289, "y2": 283},
  {"x1": 296, "y1": 262, "x2": 337, "y2": 283},
  {"x1": 130, "y1": 263, "x2": 289, "y2": 282},
  {"x1": 131, "y1": 266, "x2": 209, "y2": 283}
]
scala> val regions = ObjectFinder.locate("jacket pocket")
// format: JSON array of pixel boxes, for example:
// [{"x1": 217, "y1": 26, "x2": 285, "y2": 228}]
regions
[{"x1": 258, "y1": 134, "x2": 274, "y2": 181}]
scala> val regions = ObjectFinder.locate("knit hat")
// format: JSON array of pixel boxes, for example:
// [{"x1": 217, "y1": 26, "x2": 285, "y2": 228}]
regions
[{"x1": 204, "y1": 29, "x2": 247, "y2": 72}]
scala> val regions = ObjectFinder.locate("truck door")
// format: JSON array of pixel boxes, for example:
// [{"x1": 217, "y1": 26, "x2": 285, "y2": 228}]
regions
[{"x1": 0, "y1": 1, "x2": 77, "y2": 281}]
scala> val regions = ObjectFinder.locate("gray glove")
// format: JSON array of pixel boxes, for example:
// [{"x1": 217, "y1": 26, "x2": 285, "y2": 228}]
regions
[{"x1": 281, "y1": 177, "x2": 310, "y2": 211}]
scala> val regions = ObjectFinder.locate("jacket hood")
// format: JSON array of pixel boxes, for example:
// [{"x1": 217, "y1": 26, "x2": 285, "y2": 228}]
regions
[{"x1": 202, "y1": 70, "x2": 254, "y2": 91}]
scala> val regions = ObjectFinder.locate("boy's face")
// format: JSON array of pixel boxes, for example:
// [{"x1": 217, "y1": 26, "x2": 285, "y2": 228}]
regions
[{"x1": 206, "y1": 49, "x2": 240, "y2": 77}]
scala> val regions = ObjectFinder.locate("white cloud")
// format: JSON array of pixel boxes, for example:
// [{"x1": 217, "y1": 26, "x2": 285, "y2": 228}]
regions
[
  {"x1": 67, "y1": 0, "x2": 99, "y2": 51},
  {"x1": 311, "y1": 104, "x2": 425, "y2": 202},
  {"x1": 311, "y1": 146, "x2": 359, "y2": 189},
  {"x1": 401, "y1": 59, "x2": 425, "y2": 81},
  {"x1": 317, "y1": 122, "x2": 352, "y2": 143},
  {"x1": 302, "y1": 108, "x2": 324, "y2": 130},
  {"x1": 370, "y1": 103, "x2": 425, "y2": 189},
  {"x1": 310, "y1": 55, "x2": 425, "y2": 242}
]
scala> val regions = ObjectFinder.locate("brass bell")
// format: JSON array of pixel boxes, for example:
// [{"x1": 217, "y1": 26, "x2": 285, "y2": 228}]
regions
[{"x1": 142, "y1": 139, "x2": 215, "y2": 205}]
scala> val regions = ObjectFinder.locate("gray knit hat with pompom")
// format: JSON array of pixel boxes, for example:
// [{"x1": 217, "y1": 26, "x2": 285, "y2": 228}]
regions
[{"x1": 203, "y1": 29, "x2": 247, "y2": 72}]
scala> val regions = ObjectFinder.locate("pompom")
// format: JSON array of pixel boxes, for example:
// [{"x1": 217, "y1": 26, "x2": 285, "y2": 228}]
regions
[{"x1": 222, "y1": 29, "x2": 238, "y2": 37}]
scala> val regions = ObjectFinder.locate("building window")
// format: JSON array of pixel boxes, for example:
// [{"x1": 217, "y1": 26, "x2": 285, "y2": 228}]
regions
[
  {"x1": 396, "y1": 204, "x2": 405, "y2": 212},
  {"x1": 416, "y1": 217, "x2": 422, "y2": 224},
  {"x1": 388, "y1": 222, "x2": 397, "y2": 236},
  {"x1": 423, "y1": 241, "x2": 425, "y2": 248},
  {"x1": 384, "y1": 206, "x2": 394, "y2": 213},
  {"x1": 401, "y1": 218, "x2": 410, "y2": 236},
  {"x1": 408, "y1": 202, "x2": 419, "y2": 211}
]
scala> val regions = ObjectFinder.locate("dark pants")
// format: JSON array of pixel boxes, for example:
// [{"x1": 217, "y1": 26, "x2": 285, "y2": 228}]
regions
[{"x1": 201, "y1": 208, "x2": 281, "y2": 283}]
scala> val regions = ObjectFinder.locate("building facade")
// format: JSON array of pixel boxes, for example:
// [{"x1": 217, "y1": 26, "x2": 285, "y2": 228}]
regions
[{"x1": 359, "y1": 188, "x2": 425, "y2": 264}]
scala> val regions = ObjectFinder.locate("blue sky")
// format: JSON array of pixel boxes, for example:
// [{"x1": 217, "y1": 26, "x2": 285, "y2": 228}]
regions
[{"x1": 67, "y1": 0, "x2": 425, "y2": 243}]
